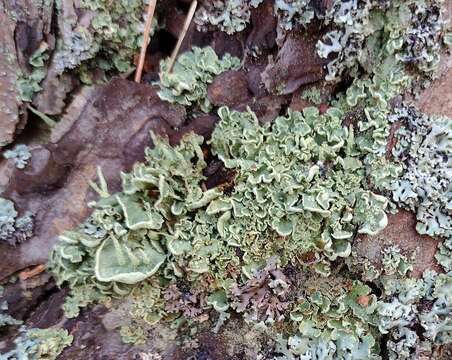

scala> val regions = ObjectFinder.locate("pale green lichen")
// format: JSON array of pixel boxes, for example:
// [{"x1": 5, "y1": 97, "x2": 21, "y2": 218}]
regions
[
  {"x1": 376, "y1": 271, "x2": 452, "y2": 359},
  {"x1": 16, "y1": 44, "x2": 48, "y2": 102},
  {"x1": 3, "y1": 144, "x2": 31, "y2": 169},
  {"x1": 299, "y1": 87, "x2": 322, "y2": 105},
  {"x1": 2, "y1": 327, "x2": 73, "y2": 360},
  {"x1": 157, "y1": 47, "x2": 240, "y2": 112},
  {"x1": 44, "y1": 1, "x2": 452, "y2": 356},
  {"x1": 381, "y1": 246, "x2": 413, "y2": 277},
  {"x1": 435, "y1": 237, "x2": 452, "y2": 272},
  {"x1": 194, "y1": 0, "x2": 263, "y2": 35},
  {"x1": 276, "y1": 276, "x2": 380, "y2": 359},
  {"x1": 55, "y1": 0, "x2": 158, "y2": 77}
]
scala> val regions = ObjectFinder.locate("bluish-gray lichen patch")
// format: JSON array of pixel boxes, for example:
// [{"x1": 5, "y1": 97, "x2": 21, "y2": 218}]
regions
[
  {"x1": 3, "y1": 144, "x2": 31, "y2": 169},
  {"x1": 0, "y1": 197, "x2": 34, "y2": 245}
]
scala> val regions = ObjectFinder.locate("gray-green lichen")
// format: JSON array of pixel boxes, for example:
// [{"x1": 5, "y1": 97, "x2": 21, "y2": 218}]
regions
[
  {"x1": 16, "y1": 44, "x2": 48, "y2": 102},
  {"x1": 435, "y1": 237, "x2": 452, "y2": 272},
  {"x1": 274, "y1": 0, "x2": 316, "y2": 31},
  {"x1": 16, "y1": 0, "x2": 158, "y2": 102},
  {"x1": 321, "y1": 0, "x2": 446, "y2": 82},
  {"x1": 0, "y1": 197, "x2": 34, "y2": 246},
  {"x1": 157, "y1": 47, "x2": 240, "y2": 112},
  {"x1": 55, "y1": 0, "x2": 158, "y2": 77},
  {"x1": 389, "y1": 105, "x2": 451, "y2": 238},
  {"x1": 3, "y1": 144, "x2": 31, "y2": 169},
  {"x1": 43, "y1": 0, "x2": 452, "y2": 356},
  {"x1": 275, "y1": 277, "x2": 380, "y2": 359},
  {"x1": 2, "y1": 327, "x2": 73, "y2": 360},
  {"x1": 195, "y1": 0, "x2": 263, "y2": 35}
]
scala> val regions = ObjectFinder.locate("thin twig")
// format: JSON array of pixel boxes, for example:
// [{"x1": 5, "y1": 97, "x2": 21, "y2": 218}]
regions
[
  {"x1": 19, "y1": 264, "x2": 46, "y2": 280},
  {"x1": 135, "y1": 0, "x2": 158, "y2": 83},
  {"x1": 167, "y1": 0, "x2": 198, "y2": 73}
]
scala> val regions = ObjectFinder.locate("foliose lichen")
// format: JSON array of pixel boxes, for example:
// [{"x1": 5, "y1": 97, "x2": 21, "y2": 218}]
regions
[
  {"x1": 389, "y1": 105, "x2": 451, "y2": 238},
  {"x1": 55, "y1": 0, "x2": 158, "y2": 77},
  {"x1": 43, "y1": 0, "x2": 452, "y2": 356},
  {"x1": 322, "y1": 0, "x2": 445, "y2": 82},
  {"x1": 195, "y1": 0, "x2": 264, "y2": 35},
  {"x1": 3, "y1": 144, "x2": 31, "y2": 169},
  {"x1": 157, "y1": 47, "x2": 240, "y2": 112},
  {"x1": 274, "y1": 0, "x2": 316, "y2": 31},
  {"x1": 16, "y1": 43, "x2": 48, "y2": 102},
  {"x1": 0, "y1": 197, "x2": 34, "y2": 246},
  {"x1": 2, "y1": 327, "x2": 73, "y2": 360}
]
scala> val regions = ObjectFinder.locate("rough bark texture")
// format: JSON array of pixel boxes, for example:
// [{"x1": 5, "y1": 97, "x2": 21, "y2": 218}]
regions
[{"x1": 0, "y1": 5, "x2": 22, "y2": 148}]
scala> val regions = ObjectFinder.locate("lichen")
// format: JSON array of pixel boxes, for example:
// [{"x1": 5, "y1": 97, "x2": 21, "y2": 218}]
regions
[
  {"x1": 195, "y1": 0, "x2": 263, "y2": 35},
  {"x1": 3, "y1": 144, "x2": 31, "y2": 169},
  {"x1": 389, "y1": 105, "x2": 451, "y2": 238},
  {"x1": 299, "y1": 87, "x2": 322, "y2": 105},
  {"x1": 43, "y1": 1, "x2": 452, "y2": 357},
  {"x1": 157, "y1": 47, "x2": 240, "y2": 112},
  {"x1": 0, "y1": 197, "x2": 34, "y2": 246},
  {"x1": 277, "y1": 275, "x2": 380, "y2": 359},
  {"x1": 16, "y1": 43, "x2": 48, "y2": 102},
  {"x1": 435, "y1": 237, "x2": 452, "y2": 272},
  {"x1": 274, "y1": 0, "x2": 316, "y2": 31},
  {"x1": 55, "y1": 0, "x2": 158, "y2": 77},
  {"x1": 310, "y1": 0, "x2": 446, "y2": 82},
  {"x1": 2, "y1": 327, "x2": 73, "y2": 360},
  {"x1": 231, "y1": 258, "x2": 291, "y2": 324}
]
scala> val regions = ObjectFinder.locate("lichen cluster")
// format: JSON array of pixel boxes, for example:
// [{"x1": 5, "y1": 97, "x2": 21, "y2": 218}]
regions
[
  {"x1": 315, "y1": 0, "x2": 446, "y2": 81},
  {"x1": 0, "y1": 197, "x2": 34, "y2": 246},
  {"x1": 195, "y1": 0, "x2": 264, "y2": 35},
  {"x1": 2, "y1": 327, "x2": 73, "y2": 359},
  {"x1": 197, "y1": 0, "x2": 448, "y2": 82},
  {"x1": 35, "y1": 0, "x2": 452, "y2": 358},
  {"x1": 157, "y1": 47, "x2": 240, "y2": 112},
  {"x1": 389, "y1": 105, "x2": 451, "y2": 239},
  {"x1": 57, "y1": 0, "x2": 157, "y2": 76},
  {"x1": 3, "y1": 144, "x2": 31, "y2": 169},
  {"x1": 17, "y1": 0, "x2": 157, "y2": 101}
]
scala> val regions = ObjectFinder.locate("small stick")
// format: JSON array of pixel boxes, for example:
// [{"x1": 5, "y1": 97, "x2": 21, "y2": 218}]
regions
[
  {"x1": 19, "y1": 264, "x2": 46, "y2": 280},
  {"x1": 135, "y1": 0, "x2": 158, "y2": 83},
  {"x1": 167, "y1": 0, "x2": 198, "y2": 73}
]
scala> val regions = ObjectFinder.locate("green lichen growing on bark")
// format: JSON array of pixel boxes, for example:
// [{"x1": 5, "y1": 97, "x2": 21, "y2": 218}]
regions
[
  {"x1": 3, "y1": 144, "x2": 31, "y2": 169},
  {"x1": 49, "y1": 97, "x2": 400, "y2": 327},
  {"x1": 276, "y1": 278, "x2": 380, "y2": 359},
  {"x1": 16, "y1": 44, "x2": 49, "y2": 102},
  {"x1": 195, "y1": 0, "x2": 263, "y2": 35},
  {"x1": 274, "y1": 0, "x2": 316, "y2": 30},
  {"x1": 316, "y1": 0, "x2": 446, "y2": 81},
  {"x1": 0, "y1": 197, "x2": 34, "y2": 246},
  {"x1": 157, "y1": 47, "x2": 240, "y2": 112},
  {"x1": 2, "y1": 327, "x2": 73, "y2": 360},
  {"x1": 44, "y1": 0, "x2": 452, "y2": 356},
  {"x1": 55, "y1": 0, "x2": 157, "y2": 75},
  {"x1": 389, "y1": 105, "x2": 451, "y2": 238}
]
